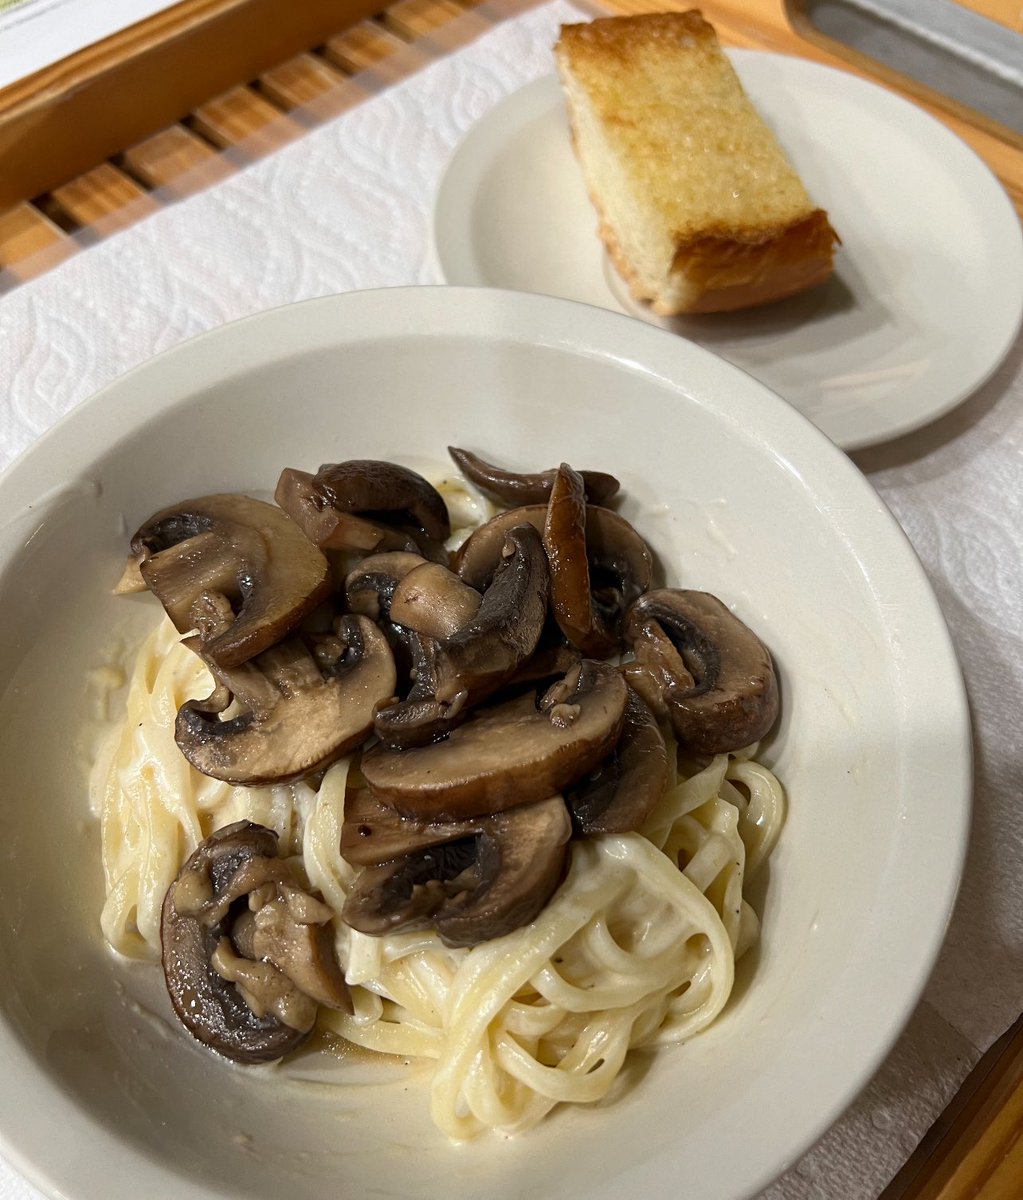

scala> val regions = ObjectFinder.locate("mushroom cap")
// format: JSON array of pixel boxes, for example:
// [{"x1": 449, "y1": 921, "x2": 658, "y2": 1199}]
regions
[
  {"x1": 431, "y1": 524, "x2": 549, "y2": 702},
  {"x1": 275, "y1": 461, "x2": 450, "y2": 559},
  {"x1": 448, "y1": 446, "x2": 620, "y2": 507},
  {"x1": 623, "y1": 589, "x2": 780, "y2": 754},
  {"x1": 362, "y1": 660, "x2": 628, "y2": 819},
  {"x1": 161, "y1": 822, "x2": 310, "y2": 1065},
  {"x1": 131, "y1": 493, "x2": 330, "y2": 670},
  {"x1": 341, "y1": 795, "x2": 572, "y2": 947},
  {"x1": 175, "y1": 614, "x2": 397, "y2": 785},
  {"x1": 312, "y1": 460, "x2": 450, "y2": 541},
  {"x1": 453, "y1": 504, "x2": 547, "y2": 588}
]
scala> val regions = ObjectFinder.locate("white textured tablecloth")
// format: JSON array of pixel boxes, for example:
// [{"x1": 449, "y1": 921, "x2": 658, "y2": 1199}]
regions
[{"x1": 1, "y1": 3, "x2": 1021, "y2": 1197}]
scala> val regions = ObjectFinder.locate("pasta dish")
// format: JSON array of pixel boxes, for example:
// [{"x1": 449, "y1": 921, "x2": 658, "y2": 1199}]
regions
[{"x1": 92, "y1": 449, "x2": 785, "y2": 1139}]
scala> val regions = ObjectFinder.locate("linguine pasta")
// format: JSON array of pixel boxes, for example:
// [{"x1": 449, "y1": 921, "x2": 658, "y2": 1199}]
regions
[{"x1": 92, "y1": 616, "x2": 784, "y2": 1139}]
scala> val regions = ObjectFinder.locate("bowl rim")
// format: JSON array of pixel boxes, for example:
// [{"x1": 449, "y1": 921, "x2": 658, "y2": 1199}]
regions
[{"x1": 0, "y1": 285, "x2": 972, "y2": 1200}]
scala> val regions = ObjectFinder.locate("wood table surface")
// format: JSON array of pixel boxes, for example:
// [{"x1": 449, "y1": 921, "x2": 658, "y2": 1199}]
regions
[{"x1": 0, "y1": 0, "x2": 1020, "y2": 1196}]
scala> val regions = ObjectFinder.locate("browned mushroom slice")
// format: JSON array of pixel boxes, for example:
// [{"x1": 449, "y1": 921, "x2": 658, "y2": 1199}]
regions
[
  {"x1": 543, "y1": 463, "x2": 617, "y2": 658},
  {"x1": 363, "y1": 660, "x2": 628, "y2": 818},
  {"x1": 448, "y1": 446, "x2": 620, "y2": 507},
  {"x1": 372, "y1": 524, "x2": 548, "y2": 749},
  {"x1": 388, "y1": 562, "x2": 483, "y2": 640},
  {"x1": 175, "y1": 614, "x2": 396, "y2": 785},
  {"x1": 341, "y1": 788, "x2": 489, "y2": 867},
  {"x1": 231, "y1": 884, "x2": 350, "y2": 1011},
  {"x1": 453, "y1": 504, "x2": 547, "y2": 588},
  {"x1": 344, "y1": 551, "x2": 428, "y2": 621},
  {"x1": 343, "y1": 551, "x2": 429, "y2": 696},
  {"x1": 161, "y1": 821, "x2": 350, "y2": 1065},
  {"x1": 623, "y1": 589, "x2": 780, "y2": 754},
  {"x1": 567, "y1": 686, "x2": 667, "y2": 834},
  {"x1": 502, "y1": 639, "x2": 582, "y2": 689},
  {"x1": 455, "y1": 498, "x2": 652, "y2": 652},
  {"x1": 131, "y1": 494, "x2": 331, "y2": 669},
  {"x1": 275, "y1": 461, "x2": 450, "y2": 561},
  {"x1": 276, "y1": 471, "x2": 445, "y2": 562},
  {"x1": 342, "y1": 796, "x2": 572, "y2": 947}
]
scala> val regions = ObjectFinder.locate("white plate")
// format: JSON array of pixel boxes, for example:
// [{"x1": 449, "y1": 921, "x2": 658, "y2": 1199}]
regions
[
  {"x1": 432, "y1": 61, "x2": 1023, "y2": 451},
  {"x1": 0, "y1": 288, "x2": 970, "y2": 1200}
]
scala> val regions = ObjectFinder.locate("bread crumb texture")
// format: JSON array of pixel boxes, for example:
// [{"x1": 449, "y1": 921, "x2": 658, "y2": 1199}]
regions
[{"x1": 555, "y1": 11, "x2": 839, "y2": 314}]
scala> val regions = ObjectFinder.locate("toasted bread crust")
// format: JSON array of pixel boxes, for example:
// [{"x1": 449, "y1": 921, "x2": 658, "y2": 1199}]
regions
[{"x1": 555, "y1": 11, "x2": 839, "y2": 315}]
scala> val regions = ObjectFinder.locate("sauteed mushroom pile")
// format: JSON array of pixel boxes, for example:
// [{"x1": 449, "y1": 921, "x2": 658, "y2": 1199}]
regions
[{"x1": 123, "y1": 448, "x2": 780, "y2": 1062}]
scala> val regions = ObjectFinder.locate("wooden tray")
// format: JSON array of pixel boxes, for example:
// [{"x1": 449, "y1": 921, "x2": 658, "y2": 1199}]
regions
[
  {"x1": 0, "y1": 0, "x2": 1020, "y2": 286},
  {"x1": 0, "y1": 0, "x2": 1021, "y2": 1191}
]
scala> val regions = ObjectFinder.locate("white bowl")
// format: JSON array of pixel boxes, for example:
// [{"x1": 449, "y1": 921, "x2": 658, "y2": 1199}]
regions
[{"x1": 0, "y1": 287, "x2": 970, "y2": 1200}]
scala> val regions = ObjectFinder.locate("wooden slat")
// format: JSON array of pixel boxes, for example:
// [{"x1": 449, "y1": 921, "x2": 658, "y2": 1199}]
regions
[
  {"x1": 190, "y1": 84, "x2": 303, "y2": 153},
  {"x1": 49, "y1": 162, "x2": 157, "y2": 228},
  {"x1": 384, "y1": 0, "x2": 467, "y2": 38},
  {"x1": 323, "y1": 20, "x2": 411, "y2": 72},
  {"x1": 0, "y1": 0, "x2": 385, "y2": 209},
  {"x1": 322, "y1": 18, "x2": 433, "y2": 87},
  {"x1": 414, "y1": 3, "x2": 494, "y2": 53},
  {"x1": 259, "y1": 52, "x2": 367, "y2": 117},
  {"x1": 0, "y1": 203, "x2": 72, "y2": 273},
  {"x1": 121, "y1": 124, "x2": 230, "y2": 192}
]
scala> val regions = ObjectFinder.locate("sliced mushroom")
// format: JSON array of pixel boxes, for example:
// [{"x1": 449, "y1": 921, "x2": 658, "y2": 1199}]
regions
[
  {"x1": 161, "y1": 821, "x2": 349, "y2": 1065},
  {"x1": 454, "y1": 497, "x2": 653, "y2": 652},
  {"x1": 275, "y1": 461, "x2": 450, "y2": 561},
  {"x1": 176, "y1": 614, "x2": 396, "y2": 785},
  {"x1": 448, "y1": 446, "x2": 620, "y2": 507},
  {"x1": 372, "y1": 524, "x2": 549, "y2": 749},
  {"x1": 543, "y1": 463, "x2": 658, "y2": 657},
  {"x1": 344, "y1": 551, "x2": 428, "y2": 621},
  {"x1": 233, "y1": 883, "x2": 350, "y2": 1011},
  {"x1": 502, "y1": 636, "x2": 582, "y2": 689},
  {"x1": 623, "y1": 589, "x2": 779, "y2": 754},
  {"x1": 342, "y1": 795, "x2": 572, "y2": 947},
  {"x1": 363, "y1": 660, "x2": 628, "y2": 818},
  {"x1": 388, "y1": 561, "x2": 483, "y2": 640},
  {"x1": 342, "y1": 551, "x2": 427, "y2": 696},
  {"x1": 567, "y1": 686, "x2": 667, "y2": 834},
  {"x1": 544, "y1": 463, "x2": 611, "y2": 657},
  {"x1": 453, "y1": 504, "x2": 547, "y2": 588},
  {"x1": 341, "y1": 787, "x2": 489, "y2": 867},
  {"x1": 131, "y1": 494, "x2": 330, "y2": 669}
]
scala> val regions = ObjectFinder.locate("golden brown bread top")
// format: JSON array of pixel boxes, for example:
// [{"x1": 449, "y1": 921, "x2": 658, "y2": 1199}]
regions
[{"x1": 555, "y1": 11, "x2": 830, "y2": 249}]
